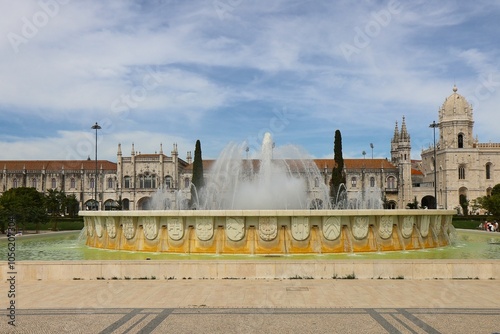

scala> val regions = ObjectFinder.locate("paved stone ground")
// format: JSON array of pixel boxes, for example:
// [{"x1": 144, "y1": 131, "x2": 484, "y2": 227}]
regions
[{"x1": 1, "y1": 280, "x2": 499, "y2": 333}]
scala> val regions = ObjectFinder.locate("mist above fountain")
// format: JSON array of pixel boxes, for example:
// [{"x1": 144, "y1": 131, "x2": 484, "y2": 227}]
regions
[{"x1": 81, "y1": 132, "x2": 453, "y2": 255}]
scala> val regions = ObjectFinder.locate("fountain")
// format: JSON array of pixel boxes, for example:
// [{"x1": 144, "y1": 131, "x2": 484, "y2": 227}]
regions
[{"x1": 81, "y1": 133, "x2": 454, "y2": 254}]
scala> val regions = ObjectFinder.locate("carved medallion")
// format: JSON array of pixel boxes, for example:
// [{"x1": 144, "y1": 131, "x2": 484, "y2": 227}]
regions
[
  {"x1": 419, "y1": 216, "x2": 430, "y2": 238},
  {"x1": 122, "y1": 217, "x2": 136, "y2": 240},
  {"x1": 322, "y1": 216, "x2": 341, "y2": 241},
  {"x1": 259, "y1": 217, "x2": 278, "y2": 241},
  {"x1": 226, "y1": 217, "x2": 245, "y2": 241},
  {"x1": 142, "y1": 217, "x2": 158, "y2": 240},
  {"x1": 352, "y1": 216, "x2": 368, "y2": 240},
  {"x1": 105, "y1": 217, "x2": 116, "y2": 239},
  {"x1": 94, "y1": 217, "x2": 103, "y2": 238},
  {"x1": 291, "y1": 216, "x2": 309, "y2": 241},
  {"x1": 196, "y1": 217, "x2": 214, "y2": 241},
  {"x1": 86, "y1": 218, "x2": 94, "y2": 237},
  {"x1": 401, "y1": 216, "x2": 414, "y2": 239},
  {"x1": 378, "y1": 216, "x2": 393, "y2": 240},
  {"x1": 167, "y1": 217, "x2": 184, "y2": 241}
]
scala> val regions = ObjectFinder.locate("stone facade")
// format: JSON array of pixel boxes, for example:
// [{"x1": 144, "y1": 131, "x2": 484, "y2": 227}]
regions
[
  {"x1": 1, "y1": 86, "x2": 497, "y2": 212},
  {"x1": 420, "y1": 85, "x2": 500, "y2": 212}
]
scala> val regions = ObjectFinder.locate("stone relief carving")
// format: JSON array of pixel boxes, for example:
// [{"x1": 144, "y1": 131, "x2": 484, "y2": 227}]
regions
[
  {"x1": 352, "y1": 216, "x2": 368, "y2": 240},
  {"x1": 196, "y1": 217, "x2": 214, "y2": 241},
  {"x1": 226, "y1": 217, "x2": 245, "y2": 241},
  {"x1": 122, "y1": 217, "x2": 136, "y2": 240},
  {"x1": 432, "y1": 215, "x2": 442, "y2": 234},
  {"x1": 259, "y1": 217, "x2": 278, "y2": 241},
  {"x1": 105, "y1": 217, "x2": 116, "y2": 239},
  {"x1": 378, "y1": 216, "x2": 393, "y2": 240},
  {"x1": 86, "y1": 218, "x2": 94, "y2": 237},
  {"x1": 291, "y1": 216, "x2": 309, "y2": 241},
  {"x1": 401, "y1": 216, "x2": 414, "y2": 239},
  {"x1": 94, "y1": 217, "x2": 103, "y2": 238},
  {"x1": 419, "y1": 216, "x2": 430, "y2": 238},
  {"x1": 322, "y1": 216, "x2": 341, "y2": 241},
  {"x1": 143, "y1": 217, "x2": 158, "y2": 240},
  {"x1": 167, "y1": 217, "x2": 184, "y2": 241}
]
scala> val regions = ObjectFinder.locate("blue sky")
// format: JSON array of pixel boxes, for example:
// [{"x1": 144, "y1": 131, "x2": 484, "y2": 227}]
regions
[{"x1": 1, "y1": 0, "x2": 500, "y2": 162}]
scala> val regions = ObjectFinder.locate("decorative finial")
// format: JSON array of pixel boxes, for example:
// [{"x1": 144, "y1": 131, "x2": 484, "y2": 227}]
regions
[{"x1": 452, "y1": 84, "x2": 458, "y2": 92}]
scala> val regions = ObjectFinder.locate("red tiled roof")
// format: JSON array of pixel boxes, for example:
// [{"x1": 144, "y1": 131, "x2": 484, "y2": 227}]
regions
[{"x1": 0, "y1": 160, "x2": 117, "y2": 171}]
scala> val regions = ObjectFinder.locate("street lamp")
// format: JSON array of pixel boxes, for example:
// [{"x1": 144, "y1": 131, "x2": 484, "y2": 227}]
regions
[
  {"x1": 429, "y1": 121, "x2": 438, "y2": 209},
  {"x1": 91, "y1": 122, "x2": 101, "y2": 210},
  {"x1": 370, "y1": 143, "x2": 374, "y2": 159}
]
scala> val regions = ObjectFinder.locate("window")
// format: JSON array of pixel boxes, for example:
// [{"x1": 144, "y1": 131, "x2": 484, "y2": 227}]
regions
[
  {"x1": 184, "y1": 177, "x2": 190, "y2": 189},
  {"x1": 370, "y1": 177, "x2": 375, "y2": 187},
  {"x1": 51, "y1": 178, "x2": 57, "y2": 189},
  {"x1": 32, "y1": 178, "x2": 37, "y2": 188},
  {"x1": 314, "y1": 177, "x2": 320, "y2": 187},
  {"x1": 107, "y1": 178, "x2": 113, "y2": 189},
  {"x1": 351, "y1": 177, "x2": 357, "y2": 187},
  {"x1": 124, "y1": 176, "x2": 131, "y2": 189},
  {"x1": 139, "y1": 174, "x2": 156, "y2": 189},
  {"x1": 165, "y1": 176, "x2": 173, "y2": 189},
  {"x1": 486, "y1": 163, "x2": 492, "y2": 179},
  {"x1": 458, "y1": 134, "x2": 464, "y2": 148},
  {"x1": 458, "y1": 165, "x2": 465, "y2": 180},
  {"x1": 13, "y1": 178, "x2": 18, "y2": 188},
  {"x1": 387, "y1": 176, "x2": 396, "y2": 189},
  {"x1": 70, "y1": 178, "x2": 76, "y2": 189},
  {"x1": 90, "y1": 178, "x2": 95, "y2": 189}
]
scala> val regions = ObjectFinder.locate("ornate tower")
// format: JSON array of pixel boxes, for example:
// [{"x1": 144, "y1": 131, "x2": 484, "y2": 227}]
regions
[{"x1": 397, "y1": 117, "x2": 413, "y2": 208}]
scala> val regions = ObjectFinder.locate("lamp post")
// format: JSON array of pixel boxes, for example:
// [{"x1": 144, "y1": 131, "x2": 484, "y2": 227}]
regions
[
  {"x1": 370, "y1": 143, "x2": 374, "y2": 159},
  {"x1": 429, "y1": 121, "x2": 438, "y2": 209},
  {"x1": 91, "y1": 122, "x2": 101, "y2": 210}
]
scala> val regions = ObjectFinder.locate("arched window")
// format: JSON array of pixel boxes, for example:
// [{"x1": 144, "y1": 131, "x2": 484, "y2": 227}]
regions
[
  {"x1": 351, "y1": 177, "x2": 357, "y2": 187},
  {"x1": 139, "y1": 174, "x2": 156, "y2": 189},
  {"x1": 184, "y1": 177, "x2": 190, "y2": 189},
  {"x1": 70, "y1": 178, "x2": 76, "y2": 189},
  {"x1": 370, "y1": 177, "x2": 375, "y2": 187},
  {"x1": 90, "y1": 178, "x2": 95, "y2": 189},
  {"x1": 13, "y1": 178, "x2": 18, "y2": 188},
  {"x1": 387, "y1": 176, "x2": 396, "y2": 189},
  {"x1": 165, "y1": 176, "x2": 173, "y2": 189},
  {"x1": 458, "y1": 165, "x2": 465, "y2": 180},
  {"x1": 314, "y1": 177, "x2": 320, "y2": 187},
  {"x1": 458, "y1": 134, "x2": 464, "y2": 148},
  {"x1": 124, "y1": 176, "x2": 131, "y2": 189},
  {"x1": 51, "y1": 178, "x2": 57, "y2": 189},
  {"x1": 107, "y1": 177, "x2": 113, "y2": 189},
  {"x1": 486, "y1": 163, "x2": 492, "y2": 179},
  {"x1": 32, "y1": 178, "x2": 37, "y2": 188}
]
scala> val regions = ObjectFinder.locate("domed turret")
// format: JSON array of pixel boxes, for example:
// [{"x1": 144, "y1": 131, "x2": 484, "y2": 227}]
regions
[{"x1": 439, "y1": 85, "x2": 473, "y2": 122}]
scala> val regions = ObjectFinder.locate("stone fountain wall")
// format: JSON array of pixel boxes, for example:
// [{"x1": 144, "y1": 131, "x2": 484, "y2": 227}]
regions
[{"x1": 80, "y1": 210, "x2": 455, "y2": 254}]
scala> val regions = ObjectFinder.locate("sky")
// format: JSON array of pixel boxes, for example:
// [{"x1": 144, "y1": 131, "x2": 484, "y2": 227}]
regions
[{"x1": 1, "y1": 0, "x2": 500, "y2": 163}]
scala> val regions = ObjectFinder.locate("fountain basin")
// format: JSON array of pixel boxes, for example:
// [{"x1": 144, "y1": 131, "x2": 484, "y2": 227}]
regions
[{"x1": 80, "y1": 209, "x2": 455, "y2": 254}]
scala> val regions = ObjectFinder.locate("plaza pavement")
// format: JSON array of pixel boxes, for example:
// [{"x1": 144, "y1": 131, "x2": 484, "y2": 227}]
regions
[{"x1": 1, "y1": 279, "x2": 499, "y2": 333}]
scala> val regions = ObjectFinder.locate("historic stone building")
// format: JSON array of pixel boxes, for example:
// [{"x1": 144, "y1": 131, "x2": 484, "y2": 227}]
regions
[
  {"x1": 1, "y1": 86, "x2": 497, "y2": 212},
  {"x1": 420, "y1": 85, "x2": 500, "y2": 212}
]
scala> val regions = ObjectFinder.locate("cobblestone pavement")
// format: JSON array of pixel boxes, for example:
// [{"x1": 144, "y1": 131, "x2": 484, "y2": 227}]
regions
[{"x1": 1, "y1": 280, "x2": 499, "y2": 333}]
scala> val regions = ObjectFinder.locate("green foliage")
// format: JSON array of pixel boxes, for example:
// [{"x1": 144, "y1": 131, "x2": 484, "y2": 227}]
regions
[
  {"x1": 459, "y1": 194, "x2": 469, "y2": 216},
  {"x1": 0, "y1": 187, "x2": 48, "y2": 233},
  {"x1": 330, "y1": 130, "x2": 346, "y2": 202},
  {"x1": 479, "y1": 188, "x2": 500, "y2": 218},
  {"x1": 190, "y1": 139, "x2": 205, "y2": 208},
  {"x1": 406, "y1": 197, "x2": 419, "y2": 209}
]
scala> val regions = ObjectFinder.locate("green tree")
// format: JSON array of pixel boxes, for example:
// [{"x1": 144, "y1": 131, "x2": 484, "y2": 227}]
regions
[
  {"x1": 0, "y1": 187, "x2": 48, "y2": 233},
  {"x1": 46, "y1": 189, "x2": 67, "y2": 230},
  {"x1": 478, "y1": 184, "x2": 500, "y2": 217},
  {"x1": 190, "y1": 139, "x2": 205, "y2": 208},
  {"x1": 406, "y1": 197, "x2": 419, "y2": 209},
  {"x1": 329, "y1": 130, "x2": 346, "y2": 204},
  {"x1": 459, "y1": 194, "x2": 469, "y2": 216}
]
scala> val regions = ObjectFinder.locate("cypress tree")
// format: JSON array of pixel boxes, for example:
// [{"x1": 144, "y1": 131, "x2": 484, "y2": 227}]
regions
[
  {"x1": 191, "y1": 139, "x2": 205, "y2": 208},
  {"x1": 330, "y1": 130, "x2": 346, "y2": 203}
]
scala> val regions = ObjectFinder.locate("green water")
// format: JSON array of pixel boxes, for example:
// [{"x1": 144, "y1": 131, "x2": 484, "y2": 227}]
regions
[{"x1": 1, "y1": 229, "x2": 500, "y2": 261}]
